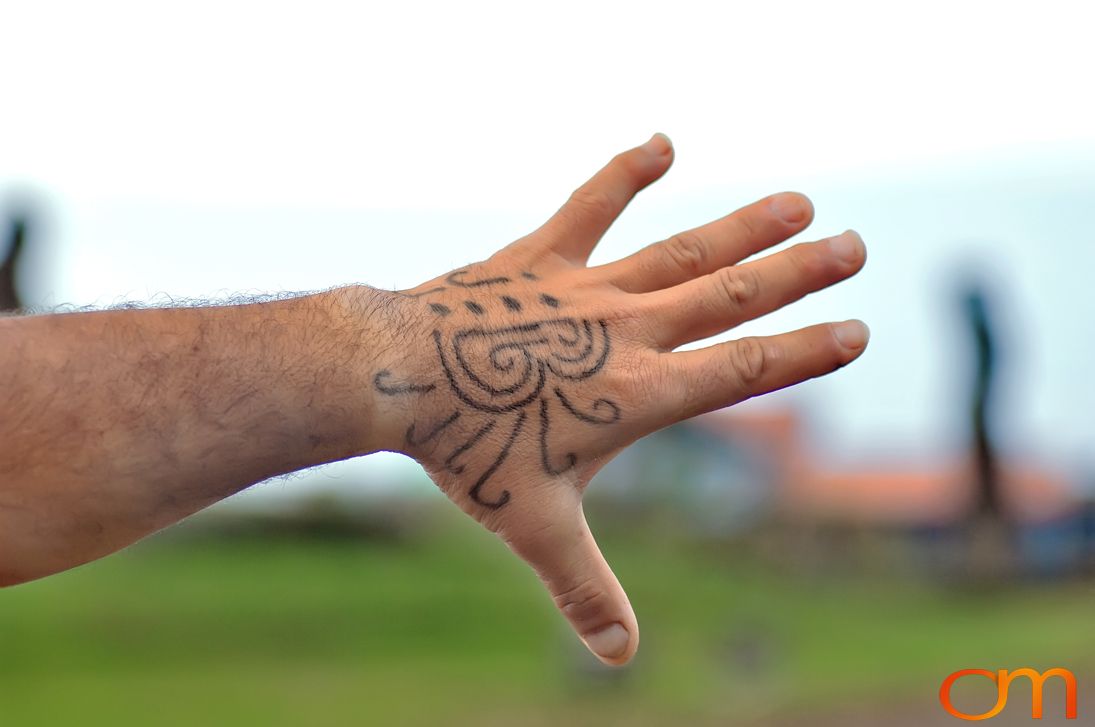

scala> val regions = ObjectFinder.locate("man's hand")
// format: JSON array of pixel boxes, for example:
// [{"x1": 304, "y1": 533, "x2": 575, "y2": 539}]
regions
[
  {"x1": 0, "y1": 134, "x2": 865, "y2": 667},
  {"x1": 364, "y1": 133, "x2": 868, "y2": 665}
]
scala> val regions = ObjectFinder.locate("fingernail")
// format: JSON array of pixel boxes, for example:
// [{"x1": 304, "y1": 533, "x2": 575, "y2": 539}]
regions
[
  {"x1": 584, "y1": 623, "x2": 629, "y2": 660},
  {"x1": 827, "y1": 230, "x2": 863, "y2": 263},
  {"x1": 833, "y1": 319, "x2": 870, "y2": 350},
  {"x1": 642, "y1": 133, "x2": 672, "y2": 156},
  {"x1": 769, "y1": 193, "x2": 810, "y2": 224}
]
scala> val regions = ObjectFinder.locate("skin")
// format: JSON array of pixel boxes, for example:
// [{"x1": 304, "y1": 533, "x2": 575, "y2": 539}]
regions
[{"x1": 0, "y1": 133, "x2": 868, "y2": 666}]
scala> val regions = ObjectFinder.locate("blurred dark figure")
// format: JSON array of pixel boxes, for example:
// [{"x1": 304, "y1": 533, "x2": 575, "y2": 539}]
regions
[
  {"x1": 1, "y1": 210, "x2": 28, "y2": 311},
  {"x1": 963, "y1": 286, "x2": 1002, "y2": 519},
  {"x1": 960, "y1": 281, "x2": 1014, "y2": 580}
]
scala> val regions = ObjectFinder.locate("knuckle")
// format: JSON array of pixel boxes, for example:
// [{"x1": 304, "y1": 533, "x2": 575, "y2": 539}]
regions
[
  {"x1": 733, "y1": 208, "x2": 762, "y2": 239},
  {"x1": 568, "y1": 188, "x2": 618, "y2": 220},
  {"x1": 729, "y1": 336, "x2": 768, "y2": 386},
  {"x1": 610, "y1": 150, "x2": 639, "y2": 177},
  {"x1": 662, "y1": 232, "x2": 709, "y2": 278},
  {"x1": 664, "y1": 356, "x2": 696, "y2": 414},
  {"x1": 552, "y1": 577, "x2": 610, "y2": 626},
  {"x1": 713, "y1": 266, "x2": 760, "y2": 312},
  {"x1": 791, "y1": 242, "x2": 828, "y2": 279},
  {"x1": 627, "y1": 348, "x2": 667, "y2": 403}
]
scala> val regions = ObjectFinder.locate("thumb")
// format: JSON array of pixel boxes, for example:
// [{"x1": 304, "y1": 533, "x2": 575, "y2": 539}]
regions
[{"x1": 507, "y1": 499, "x2": 638, "y2": 666}]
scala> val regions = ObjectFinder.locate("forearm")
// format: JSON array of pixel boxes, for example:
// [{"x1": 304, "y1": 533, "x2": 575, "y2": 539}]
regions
[
  {"x1": 0, "y1": 133, "x2": 869, "y2": 668},
  {"x1": 0, "y1": 286, "x2": 393, "y2": 585}
]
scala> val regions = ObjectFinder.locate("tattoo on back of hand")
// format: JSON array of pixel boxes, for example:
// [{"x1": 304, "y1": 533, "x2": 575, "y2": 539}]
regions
[{"x1": 374, "y1": 270, "x2": 620, "y2": 510}]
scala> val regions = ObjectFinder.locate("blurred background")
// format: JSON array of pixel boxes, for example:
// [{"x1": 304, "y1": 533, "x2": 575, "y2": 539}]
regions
[{"x1": 2, "y1": 1, "x2": 1094, "y2": 724}]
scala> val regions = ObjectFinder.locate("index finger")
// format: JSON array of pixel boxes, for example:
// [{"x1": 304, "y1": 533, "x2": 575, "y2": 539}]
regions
[{"x1": 533, "y1": 133, "x2": 674, "y2": 265}]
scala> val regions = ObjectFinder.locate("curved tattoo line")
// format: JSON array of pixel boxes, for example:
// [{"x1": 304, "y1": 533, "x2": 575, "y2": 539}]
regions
[
  {"x1": 555, "y1": 387, "x2": 621, "y2": 424},
  {"x1": 434, "y1": 330, "x2": 548, "y2": 413},
  {"x1": 469, "y1": 410, "x2": 527, "y2": 509},
  {"x1": 549, "y1": 319, "x2": 594, "y2": 362},
  {"x1": 550, "y1": 318, "x2": 581, "y2": 345},
  {"x1": 376, "y1": 315, "x2": 619, "y2": 511},
  {"x1": 545, "y1": 320, "x2": 610, "y2": 380},
  {"x1": 447, "y1": 270, "x2": 512, "y2": 288},
  {"x1": 436, "y1": 318, "x2": 609, "y2": 412},
  {"x1": 453, "y1": 323, "x2": 548, "y2": 396},
  {"x1": 406, "y1": 410, "x2": 461, "y2": 446},
  {"x1": 374, "y1": 369, "x2": 436, "y2": 395},
  {"x1": 444, "y1": 416, "x2": 498, "y2": 474},
  {"x1": 539, "y1": 397, "x2": 576, "y2": 476}
]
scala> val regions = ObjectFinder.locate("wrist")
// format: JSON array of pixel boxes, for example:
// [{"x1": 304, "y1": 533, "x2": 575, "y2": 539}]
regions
[{"x1": 312, "y1": 284, "x2": 418, "y2": 457}]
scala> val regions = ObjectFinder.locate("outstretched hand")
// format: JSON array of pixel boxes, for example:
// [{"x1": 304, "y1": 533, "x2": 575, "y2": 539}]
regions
[{"x1": 367, "y1": 133, "x2": 868, "y2": 665}]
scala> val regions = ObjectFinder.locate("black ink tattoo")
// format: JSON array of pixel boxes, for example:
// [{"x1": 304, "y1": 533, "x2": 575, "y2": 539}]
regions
[
  {"x1": 447, "y1": 270, "x2": 511, "y2": 288},
  {"x1": 539, "y1": 397, "x2": 576, "y2": 476},
  {"x1": 468, "y1": 410, "x2": 526, "y2": 509},
  {"x1": 555, "y1": 387, "x2": 621, "y2": 424},
  {"x1": 375, "y1": 272, "x2": 619, "y2": 510},
  {"x1": 374, "y1": 369, "x2": 435, "y2": 395},
  {"x1": 406, "y1": 411, "x2": 461, "y2": 446},
  {"x1": 444, "y1": 416, "x2": 498, "y2": 475}
]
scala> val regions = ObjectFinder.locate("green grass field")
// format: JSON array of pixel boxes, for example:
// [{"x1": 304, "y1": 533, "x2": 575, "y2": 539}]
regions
[{"x1": 2, "y1": 507, "x2": 1094, "y2": 726}]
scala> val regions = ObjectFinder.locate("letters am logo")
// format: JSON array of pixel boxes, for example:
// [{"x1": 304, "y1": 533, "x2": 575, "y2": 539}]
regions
[{"x1": 939, "y1": 668, "x2": 1077, "y2": 720}]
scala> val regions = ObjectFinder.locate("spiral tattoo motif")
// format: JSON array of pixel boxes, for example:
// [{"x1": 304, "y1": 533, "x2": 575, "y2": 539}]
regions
[{"x1": 373, "y1": 270, "x2": 620, "y2": 510}]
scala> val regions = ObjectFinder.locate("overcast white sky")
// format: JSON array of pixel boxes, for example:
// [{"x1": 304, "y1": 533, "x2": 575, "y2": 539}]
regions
[{"x1": 2, "y1": 0, "x2": 1093, "y2": 496}]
